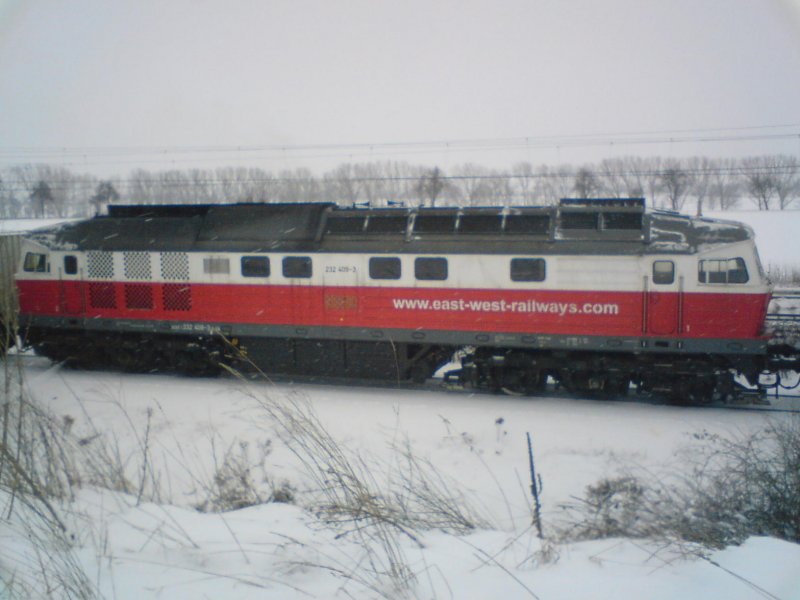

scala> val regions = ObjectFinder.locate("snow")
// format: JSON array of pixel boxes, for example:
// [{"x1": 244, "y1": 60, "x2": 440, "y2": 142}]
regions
[
  {"x1": 2, "y1": 357, "x2": 798, "y2": 599},
  {"x1": 0, "y1": 218, "x2": 77, "y2": 235}
]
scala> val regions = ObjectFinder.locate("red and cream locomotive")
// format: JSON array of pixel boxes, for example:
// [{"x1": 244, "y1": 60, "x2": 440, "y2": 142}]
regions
[{"x1": 14, "y1": 198, "x2": 784, "y2": 401}]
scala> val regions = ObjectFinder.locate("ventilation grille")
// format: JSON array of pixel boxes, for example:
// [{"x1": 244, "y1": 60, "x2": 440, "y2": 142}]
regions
[
  {"x1": 160, "y1": 252, "x2": 189, "y2": 280},
  {"x1": 163, "y1": 284, "x2": 192, "y2": 311},
  {"x1": 124, "y1": 284, "x2": 154, "y2": 310},
  {"x1": 87, "y1": 251, "x2": 114, "y2": 279},
  {"x1": 89, "y1": 282, "x2": 117, "y2": 309},
  {"x1": 124, "y1": 252, "x2": 152, "y2": 280}
]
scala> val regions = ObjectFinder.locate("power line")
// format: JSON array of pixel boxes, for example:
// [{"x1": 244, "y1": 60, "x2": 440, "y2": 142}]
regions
[{"x1": 0, "y1": 124, "x2": 798, "y2": 170}]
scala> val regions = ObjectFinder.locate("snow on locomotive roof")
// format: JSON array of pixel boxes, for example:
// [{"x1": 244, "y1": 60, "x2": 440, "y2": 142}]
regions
[{"x1": 24, "y1": 200, "x2": 752, "y2": 255}]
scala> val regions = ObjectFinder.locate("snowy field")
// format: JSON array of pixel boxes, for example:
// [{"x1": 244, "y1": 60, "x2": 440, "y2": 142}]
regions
[{"x1": 2, "y1": 355, "x2": 799, "y2": 599}]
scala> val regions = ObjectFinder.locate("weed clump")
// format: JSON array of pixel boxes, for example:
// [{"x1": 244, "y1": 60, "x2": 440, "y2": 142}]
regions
[{"x1": 557, "y1": 419, "x2": 800, "y2": 550}]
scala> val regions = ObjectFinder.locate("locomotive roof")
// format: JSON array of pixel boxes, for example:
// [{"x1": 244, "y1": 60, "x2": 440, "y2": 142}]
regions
[{"x1": 25, "y1": 200, "x2": 752, "y2": 255}]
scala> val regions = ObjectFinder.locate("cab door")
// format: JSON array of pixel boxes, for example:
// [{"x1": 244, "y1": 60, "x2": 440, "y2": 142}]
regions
[
  {"x1": 646, "y1": 260, "x2": 679, "y2": 335},
  {"x1": 59, "y1": 254, "x2": 85, "y2": 316},
  {"x1": 282, "y1": 255, "x2": 315, "y2": 325}
]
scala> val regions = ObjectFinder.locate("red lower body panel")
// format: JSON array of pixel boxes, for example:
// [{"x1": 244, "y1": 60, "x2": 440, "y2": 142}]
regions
[{"x1": 16, "y1": 280, "x2": 770, "y2": 341}]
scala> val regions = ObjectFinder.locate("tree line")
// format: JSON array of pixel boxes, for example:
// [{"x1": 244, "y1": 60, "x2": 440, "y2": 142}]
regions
[{"x1": 0, "y1": 154, "x2": 798, "y2": 219}]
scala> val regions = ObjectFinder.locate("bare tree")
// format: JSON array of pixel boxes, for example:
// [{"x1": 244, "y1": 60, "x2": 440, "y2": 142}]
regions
[
  {"x1": 573, "y1": 166, "x2": 600, "y2": 198},
  {"x1": 325, "y1": 163, "x2": 362, "y2": 205},
  {"x1": 90, "y1": 181, "x2": 120, "y2": 214},
  {"x1": 416, "y1": 166, "x2": 446, "y2": 207},
  {"x1": 381, "y1": 161, "x2": 417, "y2": 206},
  {"x1": 353, "y1": 163, "x2": 387, "y2": 206},
  {"x1": 485, "y1": 169, "x2": 514, "y2": 205},
  {"x1": 659, "y1": 160, "x2": 692, "y2": 211},
  {"x1": 278, "y1": 167, "x2": 321, "y2": 203},
  {"x1": 686, "y1": 156, "x2": 713, "y2": 216},
  {"x1": 535, "y1": 163, "x2": 574, "y2": 205},
  {"x1": 511, "y1": 162, "x2": 536, "y2": 204},
  {"x1": 0, "y1": 175, "x2": 14, "y2": 218},
  {"x1": 186, "y1": 169, "x2": 217, "y2": 204},
  {"x1": 596, "y1": 158, "x2": 626, "y2": 198},
  {"x1": 742, "y1": 156, "x2": 778, "y2": 210},
  {"x1": 30, "y1": 180, "x2": 54, "y2": 218},
  {"x1": 451, "y1": 163, "x2": 493, "y2": 206},
  {"x1": 708, "y1": 158, "x2": 741, "y2": 210},
  {"x1": 772, "y1": 155, "x2": 800, "y2": 210},
  {"x1": 127, "y1": 168, "x2": 160, "y2": 204}
]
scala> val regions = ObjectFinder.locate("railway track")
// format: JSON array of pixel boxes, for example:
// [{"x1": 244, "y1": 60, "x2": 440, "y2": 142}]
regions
[
  {"x1": 767, "y1": 288, "x2": 800, "y2": 323},
  {"x1": 8, "y1": 351, "x2": 799, "y2": 414}
]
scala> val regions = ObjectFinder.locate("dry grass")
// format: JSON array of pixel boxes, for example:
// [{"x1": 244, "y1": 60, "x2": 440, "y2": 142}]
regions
[{"x1": 555, "y1": 418, "x2": 800, "y2": 551}]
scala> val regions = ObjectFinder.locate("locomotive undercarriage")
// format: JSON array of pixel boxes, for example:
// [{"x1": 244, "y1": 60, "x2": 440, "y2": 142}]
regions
[
  {"x1": 449, "y1": 347, "x2": 762, "y2": 404},
  {"x1": 18, "y1": 325, "x2": 777, "y2": 404},
  {"x1": 21, "y1": 326, "x2": 451, "y2": 382}
]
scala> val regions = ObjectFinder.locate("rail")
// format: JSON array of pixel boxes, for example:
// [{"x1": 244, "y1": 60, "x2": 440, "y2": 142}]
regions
[{"x1": 767, "y1": 289, "x2": 800, "y2": 323}]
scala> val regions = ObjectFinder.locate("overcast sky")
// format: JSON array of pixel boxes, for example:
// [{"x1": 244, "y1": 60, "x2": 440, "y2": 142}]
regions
[{"x1": 1, "y1": 0, "x2": 799, "y2": 176}]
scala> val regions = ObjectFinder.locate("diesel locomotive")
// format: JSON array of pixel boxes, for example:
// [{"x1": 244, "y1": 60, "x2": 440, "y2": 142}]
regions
[{"x1": 12, "y1": 198, "x2": 798, "y2": 402}]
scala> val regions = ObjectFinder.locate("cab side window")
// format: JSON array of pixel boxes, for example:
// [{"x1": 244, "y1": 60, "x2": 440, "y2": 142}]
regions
[
  {"x1": 652, "y1": 261, "x2": 675, "y2": 285},
  {"x1": 698, "y1": 258, "x2": 749, "y2": 284},
  {"x1": 23, "y1": 252, "x2": 47, "y2": 272}
]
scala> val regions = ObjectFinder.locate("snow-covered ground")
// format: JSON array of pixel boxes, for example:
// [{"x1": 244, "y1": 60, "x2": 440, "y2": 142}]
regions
[{"x1": 2, "y1": 356, "x2": 798, "y2": 599}]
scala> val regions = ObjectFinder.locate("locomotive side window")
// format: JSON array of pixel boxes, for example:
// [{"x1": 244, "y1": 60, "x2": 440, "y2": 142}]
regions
[
  {"x1": 283, "y1": 256, "x2": 312, "y2": 278},
  {"x1": 698, "y1": 258, "x2": 749, "y2": 284},
  {"x1": 415, "y1": 257, "x2": 448, "y2": 281},
  {"x1": 652, "y1": 260, "x2": 675, "y2": 285},
  {"x1": 510, "y1": 258, "x2": 546, "y2": 282},
  {"x1": 369, "y1": 257, "x2": 401, "y2": 280},
  {"x1": 203, "y1": 258, "x2": 230, "y2": 275},
  {"x1": 241, "y1": 256, "x2": 270, "y2": 278},
  {"x1": 23, "y1": 252, "x2": 47, "y2": 272},
  {"x1": 64, "y1": 255, "x2": 78, "y2": 275}
]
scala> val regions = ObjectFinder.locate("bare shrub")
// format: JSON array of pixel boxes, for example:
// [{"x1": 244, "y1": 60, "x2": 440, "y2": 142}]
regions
[
  {"x1": 193, "y1": 438, "x2": 293, "y2": 512},
  {"x1": 1, "y1": 364, "x2": 97, "y2": 599},
  {"x1": 222, "y1": 361, "x2": 491, "y2": 597},
  {"x1": 766, "y1": 262, "x2": 800, "y2": 286},
  {"x1": 557, "y1": 419, "x2": 800, "y2": 550},
  {"x1": 0, "y1": 366, "x2": 171, "y2": 598}
]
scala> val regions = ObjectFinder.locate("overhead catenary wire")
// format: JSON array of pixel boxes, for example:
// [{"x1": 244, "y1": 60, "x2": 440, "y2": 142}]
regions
[{"x1": 0, "y1": 123, "x2": 799, "y2": 171}]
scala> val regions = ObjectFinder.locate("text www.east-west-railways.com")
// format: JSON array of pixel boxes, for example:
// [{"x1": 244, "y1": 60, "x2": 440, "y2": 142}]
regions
[{"x1": 391, "y1": 298, "x2": 620, "y2": 317}]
